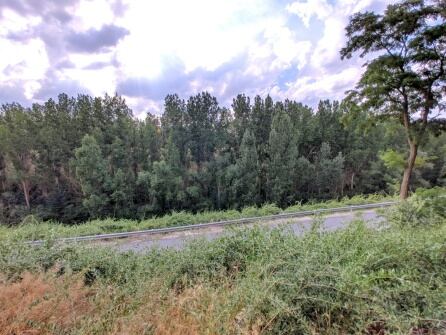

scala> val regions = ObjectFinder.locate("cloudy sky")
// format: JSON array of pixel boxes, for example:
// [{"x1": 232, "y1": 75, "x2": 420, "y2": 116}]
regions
[{"x1": 0, "y1": 0, "x2": 388, "y2": 116}]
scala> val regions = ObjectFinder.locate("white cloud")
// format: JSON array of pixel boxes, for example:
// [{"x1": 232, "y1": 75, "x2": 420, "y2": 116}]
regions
[
  {"x1": 0, "y1": 0, "x2": 386, "y2": 112},
  {"x1": 284, "y1": 0, "x2": 385, "y2": 105},
  {"x1": 0, "y1": 37, "x2": 49, "y2": 83},
  {"x1": 73, "y1": 0, "x2": 115, "y2": 30},
  {"x1": 114, "y1": 0, "x2": 275, "y2": 77},
  {"x1": 286, "y1": 0, "x2": 332, "y2": 27},
  {"x1": 311, "y1": 17, "x2": 345, "y2": 69},
  {"x1": 0, "y1": 8, "x2": 41, "y2": 35},
  {"x1": 284, "y1": 67, "x2": 361, "y2": 102}
]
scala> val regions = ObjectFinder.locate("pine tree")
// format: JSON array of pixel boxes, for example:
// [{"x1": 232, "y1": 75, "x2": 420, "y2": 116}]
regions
[
  {"x1": 313, "y1": 143, "x2": 344, "y2": 198},
  {"x1": 73, "y1": 135, "x2": 110, "y2": 217},
  {"x1": 232, "y1": 94, "x2": 251, "y2": 149},
  {"x1": 251, "y1": 95, "x2": 273, "y2": 203},
  {"x1": 267, "y1": 108, "x2": 299, "y2": 206},
  {"x1": 0, "y1": 104, "x2": 38, "y2": 209},
  {"x1": 233, "y1": 129, "x2": 259, "y2": 207}
]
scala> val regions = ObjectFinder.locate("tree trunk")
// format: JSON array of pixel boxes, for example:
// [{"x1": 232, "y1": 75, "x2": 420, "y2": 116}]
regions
[
  {"x1": 400, "y1": 141, "x2": 418, "y2": 200},
  {"x1": 21, "y1": 179, "x2": 31, "y2": 209},
  {"x1": 351, "y1": 172, "x2": 355, "y2": 191}
]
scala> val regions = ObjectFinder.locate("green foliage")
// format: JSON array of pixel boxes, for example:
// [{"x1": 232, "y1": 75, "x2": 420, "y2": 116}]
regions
[
  {"x1": 380, "y1": 149, "x2": 434, "y2": 171},
  {"x1": 232, "y1": 129, "x2": 259, "y2": 207},
  {"x1": 0, "y1": 193, "x2": 395, "y2": 242},
  {"x1": 385, "y1": 187, "x2": 446, "y2": 227},
  {"x1": 380, "y1": 149, "x2": 407, "y2": 170},
  {"x1": 313, "y1": 142, "x2": 344, "y2": 198},
  {"x1": 341, "y1": 0, "x2": 446, "y2": 198},
  {"x1": 1, "y1": 217, "x2": 445, "y2": 334},
  {"x1": 73, "y1": 135, "x2": 110, "y2": 217},
  {"x1": 1, "y1": 89, "x2": 445, "y2": 225},
  {"x1": 267, "y1": 108, "x2": 299, "y2": 206}
]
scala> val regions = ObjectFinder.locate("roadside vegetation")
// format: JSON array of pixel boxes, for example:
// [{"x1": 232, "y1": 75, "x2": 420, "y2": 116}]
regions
[
  {"x1": 0, "y1": 1, "x2": 444, "y2": 333},
  {"x1": 1, "y1": 0, "x2": 444, "y2": 228},
  {"x1": 0, "y1": 192, "x2": 397, "y2": 242},
  {"x1": 0, "y1": 191, "x2": 444, "y2": 335}
]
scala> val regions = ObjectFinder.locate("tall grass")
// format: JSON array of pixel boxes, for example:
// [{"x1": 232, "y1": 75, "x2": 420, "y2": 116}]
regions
[
  {"x1": 0, "y1": 193, "x2": 396, "y2": 242},
  {"x1": 1, "y1": 218, "x2": 445, "y2": 334}
]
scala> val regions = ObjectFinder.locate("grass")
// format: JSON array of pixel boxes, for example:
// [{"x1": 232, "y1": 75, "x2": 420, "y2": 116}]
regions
[
  {"x1": 0, "y1": 193, "x2": 396, "y2": 242},
  {"x1": 0, "y1": 216, "x2": 445, "y2": 334}
]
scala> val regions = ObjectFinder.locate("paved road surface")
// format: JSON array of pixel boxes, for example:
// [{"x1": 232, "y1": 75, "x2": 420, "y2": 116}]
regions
[{"x1": 97, "y1": 209, "x2": 384, "y2": 252}]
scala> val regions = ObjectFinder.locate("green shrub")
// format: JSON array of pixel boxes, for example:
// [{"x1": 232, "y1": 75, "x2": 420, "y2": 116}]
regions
[
  {"x1": 414, "y1": 187, "x2": 446, "y2": 218},
  {"x1": 0, "y1": 192, "x2": 396, "y2": 242},
  {"x1": 385, "y1": 187, "x2": 446, "y2": 227},
  {"x1": 1, "y1": 221, "x2": 445, "y2": 334}
]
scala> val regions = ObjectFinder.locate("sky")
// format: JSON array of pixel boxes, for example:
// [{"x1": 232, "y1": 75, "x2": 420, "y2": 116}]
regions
[{"x1": 0, "y1": 0, "x2": 388, "y2": 117}]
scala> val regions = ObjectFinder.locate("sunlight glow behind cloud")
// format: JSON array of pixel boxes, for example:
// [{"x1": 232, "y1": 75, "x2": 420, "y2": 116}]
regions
[{"x1": 0, "y1": 0, "x2": 386, "y2": 116}]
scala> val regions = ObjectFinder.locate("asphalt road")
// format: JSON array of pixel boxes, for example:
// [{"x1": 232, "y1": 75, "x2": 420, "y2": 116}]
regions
[{"x1": 98, "y1": 209, "x2": 384, "y2": 252}]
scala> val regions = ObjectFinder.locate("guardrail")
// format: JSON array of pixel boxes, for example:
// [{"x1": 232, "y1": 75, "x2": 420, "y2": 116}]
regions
[{"x1": 26, "y1": 201, "x2": 396, "y2": 245}]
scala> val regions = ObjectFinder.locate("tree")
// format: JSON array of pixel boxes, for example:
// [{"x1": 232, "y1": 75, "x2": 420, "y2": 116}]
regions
[
  {"x1": 284, "y1": 100, "x2": 315, "y2": 157},
  {"x1": 73, "y1": 135, "x2": 110, "y2": 217},
  {"x1": 251, "y1": 95, "x2": 273, "y2": 202},
  {"x1": 267, "y1": 108, "x2": 299, "y2": 206},
  {"x1": 149, "y1": 161, "x2": 183, "y2": 213},
  {"x1": 313, "y1": 143, "x2": 345, "y2": 198},
  {"x1": 161, "y1": 94, "x2": 187, "y2": 164},
  {"x1": 232, "y1": 94, "x2": 252, "y2": 149},
  {"x1": 341, "y1": 0, "x2": 446, "y2": 199},
  {"x1": 185, "y1": 92, "x2": 222, "y2": 167},
  {"x1": 232, "y1": 129, "x2": 259, "y2": 207},
  {"x1": 0, "y1": 104, "x2": 38, "y2": 209}
]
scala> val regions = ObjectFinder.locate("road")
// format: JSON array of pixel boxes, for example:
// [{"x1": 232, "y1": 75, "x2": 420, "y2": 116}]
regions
[{"x1": 97, "y1": 209, "x2": 384, "y2": 252}]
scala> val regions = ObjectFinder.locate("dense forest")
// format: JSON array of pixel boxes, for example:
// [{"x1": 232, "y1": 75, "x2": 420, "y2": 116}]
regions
[
  {"x1": 1, "y1": 92, "x2": 445, "y2": 224},
  {"x1": 1, "y1": 0, "x2": 444, "y2": 225}
]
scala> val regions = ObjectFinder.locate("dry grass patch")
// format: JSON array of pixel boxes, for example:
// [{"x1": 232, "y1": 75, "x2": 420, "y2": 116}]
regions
[
  {"x1": 112, "y1": 282, "x2": 263, "y2": 335},
  {"x1": 0, "y1": 272, "x2": 95, "y2": 335}
]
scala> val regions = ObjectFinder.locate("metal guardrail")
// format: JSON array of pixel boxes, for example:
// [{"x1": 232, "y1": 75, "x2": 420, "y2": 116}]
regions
[{"x1": 26, "y1": 201, "x2": 396, "y2": 245}]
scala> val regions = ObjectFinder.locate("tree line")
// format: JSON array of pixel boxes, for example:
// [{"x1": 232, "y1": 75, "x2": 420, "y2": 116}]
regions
[
  {"x1": 1, "y1": 92, "x2": 445, "y2": 224},
  {"x1": 1, "y1": 0, "x2": 445, "y2": 225}
]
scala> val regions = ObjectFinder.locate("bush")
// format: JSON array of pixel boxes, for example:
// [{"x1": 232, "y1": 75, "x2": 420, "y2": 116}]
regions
[
  {"x1": 385, "y1": 187, "x2": 446, "y2": 227},
  {"x1": 414, "y1": 187, "x2": 446, "y2": 218},
  {"x1": 1, "y1": 220, "x2": 445, "y2": 334},
  {"x1": 1, "y1": 193, "x2": 396, "y2": 242}
]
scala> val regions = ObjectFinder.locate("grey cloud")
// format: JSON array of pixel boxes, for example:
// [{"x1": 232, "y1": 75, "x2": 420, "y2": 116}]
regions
[
  {"x1": 2, "y1": 0, "x2": 125, "y2": 69},
  {"x1": 0, "y1": 83, "x2": 28, "y2": 105},
  {"x1": 55, "y1": 59, "x2": 76, "y2": 69},
  {"x1": 51, "y1": 9, "x2": 72, "y2": 23},
  {"x1": 0, "y1": 0, "x2": 124, "y2": 105},
  {"x1": 66, "y1": 24, "x2": 129, "y2": 53},
  {"x1": 2, "y1": 61, "x2": 26, "y2": 76},
  {"x1": 83, "y1": 61, "x2": 111, "y2": 70},
  {"x1": 33, "y1": 70, "x2": 91, "y2": 101},
  {"x1": 117, "y1": 52, "x2": 280, "y2": 109},
  {"x1": 0, "y1": 0, "x2": 77, "y2": 21},
  {"x1": 111, "y1": 0, "x2": 128, "y2": 17},
  {"x1": 2, "y1": 0, "x2": 78, "y2": 68},
  {"x1": 118, "y1": 59, "x2": 189, "y2": 101}
]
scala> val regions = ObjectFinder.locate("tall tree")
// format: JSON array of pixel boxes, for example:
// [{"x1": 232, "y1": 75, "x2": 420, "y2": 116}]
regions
[
  {"x1": 341, "y1": 0, "x2": 446, "y2": 199},
  {"x1": 251, "y1": 95, "x2": 274, "y2": 202},
  {"x1": 161, "y1": 94, "x2": 187, "y2": 164},
  {"x1": 313, "y1": 143, "x2": 345, "y2": 198},
  {"x1": 185, "y1": 92, "x2": 221, "y2": 167},
  {"x1": 232, "y1": 94, "x2": 252, "y2": 149},
  {"x1": 267, "y1": 108, "x2": 299, "y2": 206},
  {"x1": 0, "y1": 104, "x2": 38, "y2": 209},
  {"x1": 73, "y1": 135, "x2": 110, "y2": 217},
  {"x1": 232, "y1": 129, "x2": 259, "y2": 207}
]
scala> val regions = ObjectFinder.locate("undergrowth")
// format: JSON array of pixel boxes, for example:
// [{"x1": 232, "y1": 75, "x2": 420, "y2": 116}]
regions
[
  {"x1": 0, "y1": 193, "x2": 397, "y2": 242},
  {"x1": 0, "y1": 218, "x2": 445, "y2": 334},
  {"x1": 384, "y1": 187, "x2": 446, "y2": 227}
]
